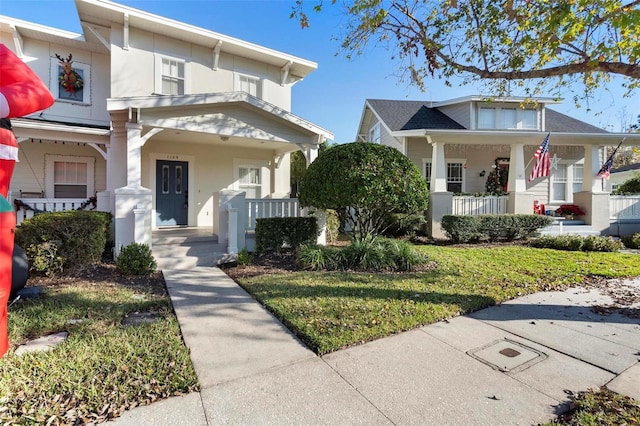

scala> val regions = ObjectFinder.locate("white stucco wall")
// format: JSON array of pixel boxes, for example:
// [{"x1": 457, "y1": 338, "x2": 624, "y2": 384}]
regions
[
  {"x1": 0, "y1": 33, "x2": 111, "y2": 126},
  {"x1": 109, "y1": 25, "x2": 292, "y2": 109},
  {"x1": 141, "y1": 140, "x2": 291, "y2": 227}
]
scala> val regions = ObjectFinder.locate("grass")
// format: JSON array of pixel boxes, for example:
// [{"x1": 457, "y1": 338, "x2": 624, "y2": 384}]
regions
[
  {"x1": 0, "y1": 270, "x2": 198, "y2": 424},
  {"x1": 234, "y1": 245, "x2": 640, "y2": 355},
  {"x1": 545, "y1": 387, "x2": 640, "y2": 425}
]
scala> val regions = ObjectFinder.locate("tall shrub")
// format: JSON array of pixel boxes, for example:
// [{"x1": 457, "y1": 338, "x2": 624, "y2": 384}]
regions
[{"x1": 298, "y1": 142, "x2": 429, "y2": 242}]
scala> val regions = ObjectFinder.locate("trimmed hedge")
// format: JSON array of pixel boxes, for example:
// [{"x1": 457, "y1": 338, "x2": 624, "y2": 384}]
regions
[
  {"x1": 15, "y1": 210, "x2": 112, "y2": 272},
  {"x1": 621, "y1": 233, "x2": 640, "y2": 249},
  {"x1": 255, "y1": 217, "x2": 318, "y2": 253},
  {"x1": 530, "y1": 235, "x2": 622, "y2": 252},
  {"x1": 441, "y1": 214, "x2": 554, "y2": 243}
]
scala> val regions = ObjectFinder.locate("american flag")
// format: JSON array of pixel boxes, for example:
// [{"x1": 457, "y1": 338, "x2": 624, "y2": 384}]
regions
[
  {"x1": 528, "y1": 133, "x2": 550, "y2": 182},
  {"x1": 597, "y1": 138, "x2": 625, "y2": 180}
]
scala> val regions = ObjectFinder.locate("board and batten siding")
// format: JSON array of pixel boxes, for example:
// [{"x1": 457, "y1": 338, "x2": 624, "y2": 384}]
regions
[{"x1": 437, "y1": 103, "x2": 471, "y2": 128}]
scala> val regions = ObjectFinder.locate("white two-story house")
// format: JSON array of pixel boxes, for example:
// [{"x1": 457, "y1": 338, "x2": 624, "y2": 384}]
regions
[
  {"x1": 356, "y1": 97, "x2": 640, "y2": 238},
  {"x1": 1, "y1": 0, "x2": 332, "y2": 253}
]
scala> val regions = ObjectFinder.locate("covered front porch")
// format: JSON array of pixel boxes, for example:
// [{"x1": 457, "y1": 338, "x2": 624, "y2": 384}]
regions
[
  {"x1": 104, "y1": 92, "x2": 332, "y2": 255},
  {"x1": 393, "y1": 130, "x2": 640, "y2": 238}
]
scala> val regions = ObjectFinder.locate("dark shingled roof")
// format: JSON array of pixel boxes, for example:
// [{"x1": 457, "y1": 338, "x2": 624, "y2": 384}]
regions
[
  {"x1": 366, "y1": 99, "x2": 465, "y2": 131},
  {"x1": 612, "y1": 163, "x2": 640, "y2": 174},
  {"x1": 544, "y1": 109, "x2": 608, "y2": 133},
  {"x1": 366, "y1": 100, "x2": 608, "y2": 134}
]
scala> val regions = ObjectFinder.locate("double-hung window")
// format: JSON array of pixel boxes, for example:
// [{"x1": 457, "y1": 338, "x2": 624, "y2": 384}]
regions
[
  {"x1": 369, "y1": 123, "x2": 381, "y2": 144},
  {"x1": 50, "y1": 57, "x2": 91, "y2": 104},
  {"x1": 238, "y1": 166, "x2": 262, "y2": 198},
  {"x1": 161, "y1": 58, "x2": 184, "y2": 95},
  {"x1": 45, "y1": 155, "x2": 95, "y2": 198},
  {"x1": 423, "y1": 159, "x2": 464, "y2": 192},
  {"x1": 235, "y1": 73, "x2": 261, "y2": 98},
  {"x1": 155, "y1": 55, "x2": 186, "y2": 95},
  {"x1": 478, "y1": 107, "x2": 496, "y2": 129},
  {"x1": 550, "y1": 162, "x2": 583, "y2": 202}
]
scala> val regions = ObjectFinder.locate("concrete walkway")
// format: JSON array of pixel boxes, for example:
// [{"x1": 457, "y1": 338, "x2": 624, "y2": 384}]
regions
[{"x1": 113, "y1": 232, "x2": 640, "y2": 425}]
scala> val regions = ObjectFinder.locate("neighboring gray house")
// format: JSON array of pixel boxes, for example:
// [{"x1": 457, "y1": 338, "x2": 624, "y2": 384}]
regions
[{"x1": 356, "y1": 96, "x2": 640, "y2": 237}]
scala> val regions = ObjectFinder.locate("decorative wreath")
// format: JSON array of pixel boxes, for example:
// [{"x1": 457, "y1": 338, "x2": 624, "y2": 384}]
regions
[{"x1": 58, "y1": 70, "x2": 84, "y2": 94}]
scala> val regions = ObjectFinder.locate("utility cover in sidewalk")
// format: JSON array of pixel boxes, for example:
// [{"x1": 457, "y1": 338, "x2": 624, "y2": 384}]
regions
[{"x1": 467, "y1": 339, "x2": 547, "y2": 373}]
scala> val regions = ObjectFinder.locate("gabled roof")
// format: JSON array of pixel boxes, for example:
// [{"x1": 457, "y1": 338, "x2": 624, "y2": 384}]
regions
[
  {"x1": 544, "y1": 109, "x2": 608, "y2": 134},
  {"x1": 75, "y1": 0, "x2": 317, "y2": 79},
  {"x1": 366, "y1": 99, "x2": 465, "y2": 131}
]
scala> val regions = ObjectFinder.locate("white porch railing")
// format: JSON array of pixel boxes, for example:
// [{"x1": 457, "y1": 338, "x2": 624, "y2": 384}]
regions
[
  {"x1": 15, "y1": 198, "x2": 92, "y2": 226},
  {"x1": 245, "y1": 198, "x2": 305, "y2": 230},
  {"x1": 452, "y1": 195, "x2": 509, "y2": 215},
  {"x1": 610, "y1": 195, "x2": 640, "y2": 219}
]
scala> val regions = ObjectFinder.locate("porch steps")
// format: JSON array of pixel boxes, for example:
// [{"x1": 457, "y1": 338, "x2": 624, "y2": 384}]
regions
[
  {"x1": 539, "y1": 219, "x2": 601, "y2": 237},
  {"x1": 152, "y1": 227, "x2": 227, "y2": 270}
]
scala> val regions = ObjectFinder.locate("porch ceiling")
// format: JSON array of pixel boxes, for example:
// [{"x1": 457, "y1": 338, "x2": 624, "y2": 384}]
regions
[{"x1": 11, "y1": 118, "x2": 111, "y2": 145}]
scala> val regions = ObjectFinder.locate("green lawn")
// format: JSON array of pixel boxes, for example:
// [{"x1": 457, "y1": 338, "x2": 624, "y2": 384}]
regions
[
  {"x1": 235, "y1": 245, "x2": 640, "y2": 355},
  {"x1": 0, "y1": 270, "x2": 198, "y2": 424}
]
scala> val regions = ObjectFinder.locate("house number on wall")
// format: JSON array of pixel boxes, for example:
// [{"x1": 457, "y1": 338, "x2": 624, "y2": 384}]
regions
[{"x1": 166, "y1": 155, "x2": 179, "y2": 160}]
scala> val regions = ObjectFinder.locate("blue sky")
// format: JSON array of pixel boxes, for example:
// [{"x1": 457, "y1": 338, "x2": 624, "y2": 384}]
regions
[{"x1": 1, "y1": 0, "x2": 638, "y2": 142}]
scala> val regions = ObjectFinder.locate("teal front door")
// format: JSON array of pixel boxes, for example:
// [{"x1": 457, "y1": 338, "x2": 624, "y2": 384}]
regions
[{"x1": 156, "y1": 160, "x2": 188, "y2": 226}]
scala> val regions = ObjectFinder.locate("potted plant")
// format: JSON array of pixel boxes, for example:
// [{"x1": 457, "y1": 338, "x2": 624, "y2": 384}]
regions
[{"x1": 554, "y1": 204, "x2": 586, "y2": 220}]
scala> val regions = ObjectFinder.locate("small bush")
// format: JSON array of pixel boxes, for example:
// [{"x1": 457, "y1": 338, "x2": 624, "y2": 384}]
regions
[
  {"x1": 16, "y1": 211, "x2": 111, "y2": 271},
  {"x1": 531, "y1": 235, "x2": 621, "y2": 252},
  {"x1": 441, "y1": 215, "x2": 481, "y2": 243},
  {"x1": 116, "y1": 243, "x2": 157, "y2": 275},
  {"x1": 25, "y1": 242, "x2": 63, "y2": 277},
  {"x1": 612, "y1": 175, "x2": 640, "y2": 195},
  {"x1": 296, "y1": 244, "x2": 342, "y2": 270},
  {"x1": 383, "y1": 212, "x2": 427, "y2": 238},
  {"x1": 256, "y1": 217, "x2": 318, "y2": 253},
  {"x1": 380, "y1": 238, "x2": 428, "y2": 272},
  {"x1": 296, "y1": 238, "x2": 427, "y2": 272},
  {"x1": 582, "y1": 235, "x2": 622, "y2": 252},
  {"x1": 441, "y1": 214, "x2": 553, "y2": 243},
  {"x1": 237, "y1": 249, "x2": 252, "y2": 266},
  {"x1": 621, "y1": 233, "x2": 640, "y2": 249}
]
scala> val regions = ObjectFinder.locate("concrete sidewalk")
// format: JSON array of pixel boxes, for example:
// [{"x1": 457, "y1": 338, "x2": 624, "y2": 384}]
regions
[{"x1": 113, "y1": 238, "x2": 640, "y2": 425}]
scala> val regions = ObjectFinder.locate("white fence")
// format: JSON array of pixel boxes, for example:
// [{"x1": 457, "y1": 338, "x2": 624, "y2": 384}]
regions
[
  {"x1": 610, "y1": 195, "x2": 640, "y2": 219},
  {"x1": 15, "y1": 198, "x2": 92, "y2": 226},
  {"x1": 452, "y1": 195, "x2": 509, "y2": 215},
  {"x1": 245, "y1": 198, "x2": 305, "y2": 230}
]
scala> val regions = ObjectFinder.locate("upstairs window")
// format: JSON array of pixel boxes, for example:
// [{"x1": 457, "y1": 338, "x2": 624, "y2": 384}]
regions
[
  {"x1": 155, "y1": 55, "x2": 186, "y2": 95},
  {"x1": 235, "y1": 73, "x2": 262, "y2": 98},
  {"x1": 501, "y1": 108, "x2": 517, "y2": 129},
  {"x1": 521, "y1": 109, "x2": 537, "y2": 129},
  {"x1": 161, "y1": 58, "x2": 185, "y2": 95},
  {"x1": 50, "y1": 56, "x2": 91, "y2": 104},
  {"x1": 369, "y1": 123, "x2": 381, "y2": 144},
  {"x1": 478, "y1": 107, "x2": 496, "y2": 129}
]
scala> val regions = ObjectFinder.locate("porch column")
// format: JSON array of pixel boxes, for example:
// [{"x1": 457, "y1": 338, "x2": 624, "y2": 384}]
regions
[
  {"x1": 126, "y1": 122, "x2": 143, "y2": 187},
  {"x1": 428, "y1": 141, "x2": 452, "y2": 239},
  {"x1": 507, "y1": 143, "x2": 535, "y2": 214},
  {"x1": 574, "y1": 145, "x2": 610, "y2": 234}
]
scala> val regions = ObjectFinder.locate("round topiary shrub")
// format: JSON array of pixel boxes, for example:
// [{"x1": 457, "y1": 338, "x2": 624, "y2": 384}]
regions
[
  {"x1": 298, "y1": 142, "x2": 429, "y2": 242},
  {"x1": 116, "y1": 242, "x2": 157, "y2": 275}
]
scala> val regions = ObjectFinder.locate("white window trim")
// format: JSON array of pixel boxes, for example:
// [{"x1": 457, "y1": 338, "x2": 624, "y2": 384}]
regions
[
  {"x1": 45, "y1": 154, "x2": 95, "y2": 198},
  {"x1": 234, "y1": 72, "x2": 262, "y2": 98},
  {"x1": 475, "y1": 104, "x2": 539, "y2": 130},
  {"x1": 368, "y1": 123, "x2": 381, "y2": 144},
  {"x1": 549, "y1": 160, "x2": 584, "y2": 202},
  {"x1": 49, "y1": 57, "x2": 91, "y2": 105},
  {"x1": 233, "y1": 159, "x2": 268, "y2": 198},
  {"x1": 154, "y1": 53, "x2": 189, "y2": 95},
  {"x1": 422, "y1": 157, "x2": 466, "y2": 192}
]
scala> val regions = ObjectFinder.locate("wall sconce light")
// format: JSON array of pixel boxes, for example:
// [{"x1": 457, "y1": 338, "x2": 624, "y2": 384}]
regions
[{"x1": 479, "y1": 170, "x2": 486, "y2": 177}]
